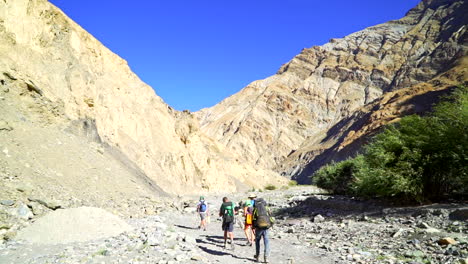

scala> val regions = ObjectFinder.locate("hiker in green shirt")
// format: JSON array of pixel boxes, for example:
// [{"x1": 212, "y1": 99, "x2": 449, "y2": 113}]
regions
[{"x1": 219, "y1": 196, "x2": 235, "y2": 250}]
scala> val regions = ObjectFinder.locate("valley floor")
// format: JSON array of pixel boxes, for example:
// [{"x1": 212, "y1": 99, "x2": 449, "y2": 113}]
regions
[{"x1": 0, "y1": 186, "x2": 466, "y2": 264}]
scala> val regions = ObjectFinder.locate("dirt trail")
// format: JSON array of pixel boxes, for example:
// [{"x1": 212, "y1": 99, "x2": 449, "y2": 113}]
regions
[
  {"x1": 172, "y1": 215, "x2": 333, "y2": 264},
  {"x1": 170, "y1": 193, "x2": 335, "y2": 264}
]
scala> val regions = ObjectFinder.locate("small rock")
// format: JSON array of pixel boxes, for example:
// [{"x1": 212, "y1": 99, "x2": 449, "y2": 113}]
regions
[
  {"x1": 0, "y1": 200, "x2": 15, "y2": 206},
  {"x1": 190, "y1": 255, "x2": 204, "y2": 261},
  {"x1": 0, "y1": 120, "x2": 12, "y2": 131},
  {"x1": 418, "y1": 222, "x2": 440, "y2": 233},
  {"x1": 28, "y1": 197, "x2": 62, "y2": 210},
  {"x1": 183, "y1": 234, "x2": 196, "y2": 244},
  {"x1": 392, "y1": 228, "x2": 404, "y2": 238},
  {"x1": 438, "y1": 237, "x2": 457, "y2": 246},
  {"x1": 459, "y1": 257, "x2": 468, "y2": 264},
  {"x1": 313, "y1": 214, "x2": 325, "y2": 223},
  {"x1": 17, "y1": 204, "x2": 33, "y2": 220}
]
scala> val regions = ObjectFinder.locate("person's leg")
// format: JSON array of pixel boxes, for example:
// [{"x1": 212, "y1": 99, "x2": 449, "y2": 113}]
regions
[
  {"x1": 230, "y1": 222, "x2": 235, "y2": 247},
  {"x1": 264, "y1": 229, "x2": 270, "y2": 262},
  {"x1": 201, "y1": 213, "x2": 206, "y2": 230},
  {"x1": 244, "y1": 225, "x2": 253, "y2": 244},
  {"x1": 250, "y1": 226, "x2": 255, "y2": 244},
  {"x1": 254, "y1": 228, "x2": 262, "y2": 258}
]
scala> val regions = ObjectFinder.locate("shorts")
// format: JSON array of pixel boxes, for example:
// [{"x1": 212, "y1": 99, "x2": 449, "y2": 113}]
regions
[
  {"x1": 199, "y1": 212, "x2": 206, "y2": 220},
  {"x1": 222, "y1": 221, "x2": 234, "y2": 232},
  {"x1": 244, "y1": 223, "x2": 253, "y2": 229}
]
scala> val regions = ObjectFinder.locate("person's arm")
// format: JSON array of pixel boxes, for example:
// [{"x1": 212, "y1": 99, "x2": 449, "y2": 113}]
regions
[{"x1": 219, "y1": 204, "x2": 223, "y2": 217}]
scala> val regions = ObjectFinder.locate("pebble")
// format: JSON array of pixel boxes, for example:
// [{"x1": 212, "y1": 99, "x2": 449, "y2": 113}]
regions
[{"x1": 0, "y1": 200, "x2": 15, "y2": 206}]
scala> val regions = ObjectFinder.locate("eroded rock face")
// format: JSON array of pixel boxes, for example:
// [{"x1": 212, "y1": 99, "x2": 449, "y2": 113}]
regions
[
  {"x1": 0, "y1": 0, "x2": 286, "y2": 194},
  {"x1": 196, "y1": 0, "x2": 468, "y2": 182}
]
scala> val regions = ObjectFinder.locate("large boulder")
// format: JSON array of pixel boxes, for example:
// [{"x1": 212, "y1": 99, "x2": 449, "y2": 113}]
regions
[{"x1": 16, "y1": 207, "x2": 132, "y2": 244}]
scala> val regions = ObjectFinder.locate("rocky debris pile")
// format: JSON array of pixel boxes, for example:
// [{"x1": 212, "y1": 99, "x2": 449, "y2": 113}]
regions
[
  {"x1": 270, "y1": 193, "x2": 468, "y2": 264},
  {"x1": 1, "y1": 214, "x2": 206, "y2": 264},
  {"x1": 16, "y1": 207, "x2": 132, "y2": 244}
]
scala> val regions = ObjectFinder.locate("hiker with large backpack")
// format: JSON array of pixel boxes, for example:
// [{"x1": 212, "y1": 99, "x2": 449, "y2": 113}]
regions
[
  {"x1": 219, "y1": 197, "x2": 235, "y2": 250},
  {"x1": 196, "y1": 196, "x2": 209, "y2": 231},
  {"x1": 243, "y1": 193, "x2": 256, "y2": 246},
  {"x1": 253, "y1": 197, "x2": 272, "y2": 263}
]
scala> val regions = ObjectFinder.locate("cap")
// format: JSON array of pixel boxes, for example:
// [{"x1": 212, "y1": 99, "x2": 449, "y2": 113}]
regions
[
  {"x1": 199, "y1": 196, "x2": 204, "y2": 201},
  {"x1": 248, "y1": 193, "x2": 257, "y2": 198}
]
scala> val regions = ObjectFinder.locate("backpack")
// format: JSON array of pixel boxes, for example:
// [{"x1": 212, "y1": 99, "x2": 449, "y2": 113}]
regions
[
  {"x1": 253, "y1": 199, "x2": 272, "y2": 229},
  {"x1": 244, "y1": 201, "x2": 254, "y2": 225},
  {"x1": 199, "y1": 201, "x2": 207, "y2": 212},
  {"x1": 223, "y1": 202, "x2": 234, "y2": 224}
]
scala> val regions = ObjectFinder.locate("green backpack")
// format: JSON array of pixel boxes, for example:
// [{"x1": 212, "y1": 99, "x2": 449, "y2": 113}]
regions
[{"x1": 223, "y1": 202, "x2": 234, "y2": 223}]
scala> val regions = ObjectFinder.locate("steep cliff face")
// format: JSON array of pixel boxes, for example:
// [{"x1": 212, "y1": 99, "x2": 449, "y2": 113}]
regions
[
  {"x1": 196, "y1": 0, "x2": 468, "y2": 182},
  {"x1": 0, "y1": 0, "x2": 285, "y2": 195}
]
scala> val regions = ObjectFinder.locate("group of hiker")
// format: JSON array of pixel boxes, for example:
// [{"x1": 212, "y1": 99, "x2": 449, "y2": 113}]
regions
[{"x1": 196, "y1": 193, "x2": 273, "y2": 263}]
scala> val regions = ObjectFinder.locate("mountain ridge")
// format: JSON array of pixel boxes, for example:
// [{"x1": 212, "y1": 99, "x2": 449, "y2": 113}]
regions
[{"x1": 196, "y1": 0, "x2": 467, "y2": 183}]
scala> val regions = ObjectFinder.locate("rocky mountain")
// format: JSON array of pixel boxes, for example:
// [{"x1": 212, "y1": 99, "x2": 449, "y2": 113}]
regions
[
  {"x1": 0, "y1": 0, "x2": 286, "y2": 206},
  {"x1": 196, "y1": 0, "x2": 468, "y2": 183}
]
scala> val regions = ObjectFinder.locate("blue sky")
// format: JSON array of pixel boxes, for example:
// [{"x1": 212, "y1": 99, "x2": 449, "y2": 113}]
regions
[{"x1": 50, "y1": 0, "x2": 420, "y2": 111}]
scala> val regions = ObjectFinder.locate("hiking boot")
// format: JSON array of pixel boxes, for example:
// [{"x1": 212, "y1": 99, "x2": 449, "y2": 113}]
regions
[
  {"x1": 254, "y1": 255, "x2": 260, "y2": 263},
  {"x1": 264, "y1": 256, "x2": 269, "y2": 263}
]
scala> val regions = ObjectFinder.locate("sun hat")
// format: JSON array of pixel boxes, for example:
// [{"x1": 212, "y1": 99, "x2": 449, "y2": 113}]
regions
[{"x1": 248, "y1": 193, "x2": 257, "y2": 198}]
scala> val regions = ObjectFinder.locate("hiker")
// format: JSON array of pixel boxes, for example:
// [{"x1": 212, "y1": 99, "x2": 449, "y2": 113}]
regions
[
  {"x1": 219, "y1": 196, "x2": 235, "y2": 249},
  {"x1": 196, "y1": 196, "x2": 208, "y2": 231},
  {"x1": 253, "y1": 197, "x2": 272, "y2": 263},
  {"x1": 243, "y1": 193, "x2": 256, "y2": 246},
  {"x1": 234, "y1": 201, "x2": 244, "y2": 230}
]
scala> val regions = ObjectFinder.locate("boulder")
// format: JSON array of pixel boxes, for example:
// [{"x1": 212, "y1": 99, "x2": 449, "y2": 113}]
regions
[
  {"x1": 438, "y1": 237, "x2": 457, "y2": 246},
  {"x1": 313, "y1": 214, "x2": 325, "y2": 223},
  {"x1": 15, "y1": 207, "x2": 132, "y2": 244},
  {"x1": 449, "y1": 209, "x2": 468, "y2": 221}
]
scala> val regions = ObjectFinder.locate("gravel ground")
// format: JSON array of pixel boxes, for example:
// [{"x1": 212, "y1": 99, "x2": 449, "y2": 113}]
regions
[{"x1": 0, "y1": 186, "x2": 466, "y2": 264}]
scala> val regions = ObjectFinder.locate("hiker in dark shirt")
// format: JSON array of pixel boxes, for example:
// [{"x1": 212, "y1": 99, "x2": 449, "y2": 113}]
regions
[
  {"x1": 219, "y1": 197, "x2": 235, "y2": 249},
  {"x1": 253, "y1": 197, "x2": 272, "y2": 263}
]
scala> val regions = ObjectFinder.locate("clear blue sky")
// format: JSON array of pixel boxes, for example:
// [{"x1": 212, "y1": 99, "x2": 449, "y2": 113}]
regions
[{"x1": 50, "y1": 0, "x2": 420, "y2": 111}]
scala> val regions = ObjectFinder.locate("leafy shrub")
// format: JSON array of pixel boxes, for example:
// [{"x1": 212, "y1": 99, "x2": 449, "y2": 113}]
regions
[
  {"x1": 288, "y1": 180, "x2": 298, "y2": 186},
  {"x1": 264, "y1": 184, "x2": 277, "y2": 191},
  {"x1": 313, "y1": 86, "x2": 468, "y2": 202},
  {"x1": 314, "y1": 156, "x2": 364, "y2": 194}
]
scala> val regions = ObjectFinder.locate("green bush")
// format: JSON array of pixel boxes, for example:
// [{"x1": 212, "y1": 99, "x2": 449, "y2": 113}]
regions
[
  {"x1": 264, "y1": 184, "x2": 277, "y2": 191},
  {"x1": 314, "y1": 156, "x2": 364, "y2": 194},
  {"x1": 288, "y1": 180, "x2": 298, "y2": 186},
  {"x1": 313, "y1": 86, "x2": 468, "y2": 202}
]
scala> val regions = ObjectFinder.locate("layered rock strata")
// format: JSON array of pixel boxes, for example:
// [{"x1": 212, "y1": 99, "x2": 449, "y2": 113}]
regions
[{"x1": 196, "y1": 0, "x2": 468, "y2": 182}]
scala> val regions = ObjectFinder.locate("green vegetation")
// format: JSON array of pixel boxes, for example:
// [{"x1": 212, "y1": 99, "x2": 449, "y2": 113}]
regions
[
  {"x1": 265, "y1": 184, "x2": 277, "y2": 191},
  {"x1": 288, "y1": 180, "x2": 298, "y2": 186},
  {"x1": 314, "y1": 86, "x2": 468, "y2": 202}
]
